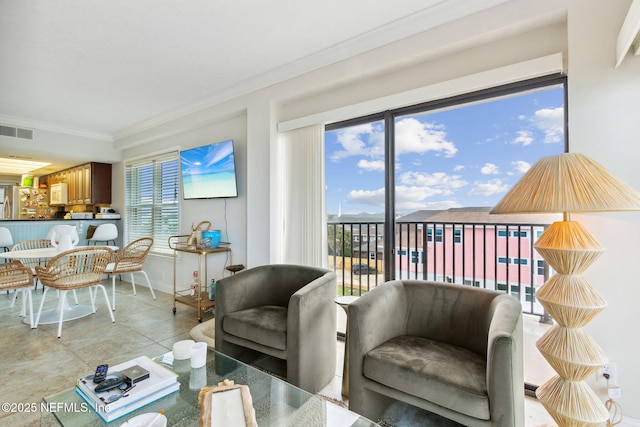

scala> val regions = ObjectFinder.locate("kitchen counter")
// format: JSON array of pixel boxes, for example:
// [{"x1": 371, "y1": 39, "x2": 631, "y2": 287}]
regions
[{"x1": 0, "y1": 219, "x2": 121, "y2": 247}]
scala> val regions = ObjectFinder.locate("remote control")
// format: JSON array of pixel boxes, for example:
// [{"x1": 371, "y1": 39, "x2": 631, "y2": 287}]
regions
[
  {"x1": 93, "y1": 364, "x2": 108, "y2": 383},
  {"x1": 94, "y1": 373, "x2": 125, "y2": 392}
]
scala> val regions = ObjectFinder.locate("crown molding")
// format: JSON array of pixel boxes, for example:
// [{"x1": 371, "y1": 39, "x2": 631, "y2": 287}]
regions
[{"x1": 0, "y1": 114, "x2": 112, "y2": 142}]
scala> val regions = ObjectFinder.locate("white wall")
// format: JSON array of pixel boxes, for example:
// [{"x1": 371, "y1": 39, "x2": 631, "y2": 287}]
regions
[
  {"x1": 568, "y1": 0, "x2": 640, "y2": 418},
  {"x1": 119, "y1": 114, "x2": 247, "y2": 294}
]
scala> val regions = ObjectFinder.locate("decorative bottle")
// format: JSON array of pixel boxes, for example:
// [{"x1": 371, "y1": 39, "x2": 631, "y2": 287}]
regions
[
  {"x1": 209, "y1": 278, "x2": 216, "y2": 301},
  {"x1": 190, "y1": 270, "x2": 200, "y2": 299}
]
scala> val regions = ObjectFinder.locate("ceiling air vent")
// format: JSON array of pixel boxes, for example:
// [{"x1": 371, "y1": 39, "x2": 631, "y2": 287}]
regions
[{"x1": 0, "y1": 124, "x2": 34, "y2": 140}]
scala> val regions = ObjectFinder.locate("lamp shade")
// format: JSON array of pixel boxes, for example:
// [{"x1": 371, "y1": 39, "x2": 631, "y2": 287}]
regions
[{"x1": 490, "y1": 153, "x2": 640, "y2": 214}]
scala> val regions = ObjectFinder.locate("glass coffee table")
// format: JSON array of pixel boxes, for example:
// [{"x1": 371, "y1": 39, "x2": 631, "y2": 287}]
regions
[{"x1": 41, "y1": 349, "x2": 378, "y2": 426}]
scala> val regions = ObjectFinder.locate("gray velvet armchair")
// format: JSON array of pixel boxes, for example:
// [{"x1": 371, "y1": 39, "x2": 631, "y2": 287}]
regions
[
  {"x1": 348, "y1": 280, "x2": 523, "y2": 427},
  {"x1": 215, "y1": 264, "x2": 337, "y2": 394}
]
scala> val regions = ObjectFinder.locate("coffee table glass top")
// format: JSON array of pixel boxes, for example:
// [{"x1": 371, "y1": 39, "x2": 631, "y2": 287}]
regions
[{"x1": 41, "y1": 349, "x2": 378, "y2": 426}]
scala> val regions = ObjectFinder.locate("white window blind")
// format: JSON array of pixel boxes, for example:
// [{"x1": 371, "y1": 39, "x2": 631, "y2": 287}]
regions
[
  {"x1": 280, "y1": 124, "x2": 326, "y2": 266},
  {"x1": 125, "y1": 151, "x2": 179, "y2": 255}
]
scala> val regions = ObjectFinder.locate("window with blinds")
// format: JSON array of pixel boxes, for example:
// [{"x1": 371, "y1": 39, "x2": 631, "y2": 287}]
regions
[{"x1": 125, "y1": 151, "x2": 179, "y2": 255}]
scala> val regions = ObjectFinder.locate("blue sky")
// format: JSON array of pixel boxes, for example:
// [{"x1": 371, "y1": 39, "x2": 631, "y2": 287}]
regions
[
  {"x1": 325, "y1": 86, "x2": 565, "y2": 216},
  {"x1": 180, "y1": 139, "x2": 236, "y2": 176}
]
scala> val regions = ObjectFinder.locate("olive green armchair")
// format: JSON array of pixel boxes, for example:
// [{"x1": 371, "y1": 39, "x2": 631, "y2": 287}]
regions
[
  {"x1": 215, "y1": 264, "x2": 337, "y2": 394},
  {"x1": 349, "y1": 280, "x2": 524, "y2": 426}
]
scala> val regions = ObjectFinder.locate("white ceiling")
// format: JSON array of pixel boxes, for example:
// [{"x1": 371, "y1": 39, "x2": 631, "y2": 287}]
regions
[{"x1": 0, "y1": 0, "x2": 521, "y2": 175}]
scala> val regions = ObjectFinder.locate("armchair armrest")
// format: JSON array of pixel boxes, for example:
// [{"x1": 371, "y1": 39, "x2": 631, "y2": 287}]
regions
[
  {"x1": 287, "y1": 270, "x2": 337, "y2": 391},
  {"x1": 486, "y1": 294, "x2": 524, "y2": 426},
  {"x1": 348, "y1": 281, "x2": 408, "y2": 414},
  {"x1": 349, "y1": 280, "x2": 408, "y2": 355},
  {"x1": 215, "y1": 267, "x2": 268, "y2": 352},
  {"x1": 348, "y1": 282, "x2": 405, "y2": 378}
]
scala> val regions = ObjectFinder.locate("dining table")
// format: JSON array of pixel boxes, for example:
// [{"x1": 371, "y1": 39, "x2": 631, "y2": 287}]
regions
[{"x1": 3, "y1": 245, "x2": 118, "y2": 326}]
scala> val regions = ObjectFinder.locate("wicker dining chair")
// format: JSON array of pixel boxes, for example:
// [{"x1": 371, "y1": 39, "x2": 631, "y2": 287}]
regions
[
  {"x1": 35, "y1": 246, "x2": 115, "y2": 338},
  {"x1": 11, "y1": 239, "x2": 53, "y2": 290},
  {"x1": 104, "y1": 237, "x2": 155, "y2": 310},
  {"x1": 0, "y1": 261, "x2": 35, "y2": 328}
]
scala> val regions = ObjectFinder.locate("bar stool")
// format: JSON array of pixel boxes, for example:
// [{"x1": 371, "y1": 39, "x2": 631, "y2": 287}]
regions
[
  {"x1": 88, "y1": 223, "x2": 118, "y2": 246},
  {"x1": 0, "y1": 227, "x2": 13, "y2": 252}
]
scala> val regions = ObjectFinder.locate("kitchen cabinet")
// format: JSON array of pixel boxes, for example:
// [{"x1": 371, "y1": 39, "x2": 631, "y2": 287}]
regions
[
  {"x1": 88, "y1": 162, "x2": 111, "y2": 204},
  {"x1": 43, "y1": 162, "x2": 111, "y2": 205},
  {"x1": 68, "y1": 164, "x2": 90, "y2": 204},
  {"x1": 47, "y1": 170, "x2": 68, "y2": 186}
]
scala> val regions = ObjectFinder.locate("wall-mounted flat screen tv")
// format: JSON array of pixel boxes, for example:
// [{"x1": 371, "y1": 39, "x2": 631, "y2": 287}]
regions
[{"x1": 180, "y1": 139, "x2": 238, "y2": 199}]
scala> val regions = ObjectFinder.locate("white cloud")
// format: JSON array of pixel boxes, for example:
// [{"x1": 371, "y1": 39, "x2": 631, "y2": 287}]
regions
[
  {"x1": 453, "y1": 165, "x2": 465, "y2": 171},
  {"x1": 512, "y1": 160, "x2": 531, "y2": 173},
  {"x1": 347, "y1": 188, "x2": 386, "y2": 207},
  {"x1": 398, "y1": 199, "x2": 463, "y2": 211},
  {"x1": 480, "y1": 163, "x2": 500, "y2": 175},
  {"x1": 399, "y1": 171, "x2": 468, "y2": 192},
  {"x1": 468, "y1": 179, "x2": 510, "y2": 196},
  {"x1": 330, "y1": 123, "x2": 384, "y2": 161},
  {"x1": 513, "y1": 107, "x2": 563, "y2": 146},
  {"x1": 395, "y1": 185, "x2": 463, "y2": 210},
  {"x1": 357, "y1": 159, "x2": 385, "y2": 171},
  {"x1": 346, "y1": 175, "x2": 467, "y2": 211},
  {"x1": 532, "y1": 107, "x2": 564, "y2": 143},
  {"x1": 512, "y1": 130, "x2": 534, "y2": 146},
  {"x1": 329, "y1": 116, "x2": 459, "y2": 163},
  {"x1": 395, "y1": 117, "x2": 458, "y2": 157}
]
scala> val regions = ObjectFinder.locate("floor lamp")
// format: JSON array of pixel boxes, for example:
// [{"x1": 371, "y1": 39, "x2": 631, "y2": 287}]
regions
[{"x1": 490, "y1": 153, "x2": 640, "y2": 426}]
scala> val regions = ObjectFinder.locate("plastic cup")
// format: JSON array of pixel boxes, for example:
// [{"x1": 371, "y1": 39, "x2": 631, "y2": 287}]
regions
[{"x1": 190, "y1": 342, "x2": 208, "y2": 368}]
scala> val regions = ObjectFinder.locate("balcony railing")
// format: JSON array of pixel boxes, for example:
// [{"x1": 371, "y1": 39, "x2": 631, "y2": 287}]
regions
[{"x1": 328, "y1": 220, "x2": 553, "y2": 320}]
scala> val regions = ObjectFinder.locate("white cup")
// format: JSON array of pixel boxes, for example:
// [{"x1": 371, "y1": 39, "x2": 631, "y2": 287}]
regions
[
  {"x1": 190, "y1": 342, "x2": 208, "y2": 368},
  {"x1": 173, "y1": 339, "x2": 195, "y2": 360}
]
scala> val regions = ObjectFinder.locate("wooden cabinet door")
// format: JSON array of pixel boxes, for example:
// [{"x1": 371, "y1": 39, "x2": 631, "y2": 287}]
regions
[
  {"x1": 89, "y1": 162, "x2": 112, "y2": 204},
  {"x1": 68, "y1": 167, "x2": 78, "y2": 204},
  {"x1": 82, "y1": 163, "x2": 92, "y2": 204}
]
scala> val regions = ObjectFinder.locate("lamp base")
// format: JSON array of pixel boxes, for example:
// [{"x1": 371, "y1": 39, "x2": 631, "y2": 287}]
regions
[
  {"x1": 534, "y1": 220, "x2": 609, "y2": 427},
  {"x1": 536, "y1": 375, "x2": 608, "y2": 427}
]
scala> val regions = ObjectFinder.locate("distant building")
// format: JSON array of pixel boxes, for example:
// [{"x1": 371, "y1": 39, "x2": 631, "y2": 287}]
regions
[
  {"x1": 396, "y1": 207, "x2": 561, "y2": 314},
  {"x1": 327, "y1": 207, "x2": 561, "y2": 315}
]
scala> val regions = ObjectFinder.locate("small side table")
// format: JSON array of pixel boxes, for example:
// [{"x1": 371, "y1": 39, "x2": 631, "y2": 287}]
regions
[{"x1": 334, "y1": 295, "x2": 359, "y2": 398}]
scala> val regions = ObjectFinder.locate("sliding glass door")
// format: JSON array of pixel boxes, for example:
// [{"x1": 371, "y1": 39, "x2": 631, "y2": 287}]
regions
[{"x1": 326, "y1": 75, "x2": 567, "y2": 388}]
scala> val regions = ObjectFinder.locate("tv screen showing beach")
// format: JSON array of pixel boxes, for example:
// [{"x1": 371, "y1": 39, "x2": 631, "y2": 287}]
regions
[{"x1": 180, "y1": 140, "x2": 238, "y2": 199}]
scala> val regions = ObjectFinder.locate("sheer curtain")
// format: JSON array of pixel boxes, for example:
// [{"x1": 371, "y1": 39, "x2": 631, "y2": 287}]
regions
[{"x1": 278, "y1": 124, "x2": 326, "y2": 266}]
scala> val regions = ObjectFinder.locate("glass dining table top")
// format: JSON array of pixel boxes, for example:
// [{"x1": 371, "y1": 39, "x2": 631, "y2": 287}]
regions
[{"x1": 41, "y1": 349, "x2": 378, "y2": 427}]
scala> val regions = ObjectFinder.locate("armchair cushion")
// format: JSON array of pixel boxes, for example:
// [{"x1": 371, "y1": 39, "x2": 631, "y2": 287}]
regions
[
  {"x1": 223, "y1": 305, "x2": 288, "y2": 351},
  {"x1": 364, "y1": 335, "x2": 488, "y2": 420}
]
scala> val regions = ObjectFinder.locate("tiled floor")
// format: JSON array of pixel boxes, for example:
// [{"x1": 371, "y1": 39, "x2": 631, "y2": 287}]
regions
[{"x1": 0, "y1": 279, "x2": 553, "y2": 427}]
